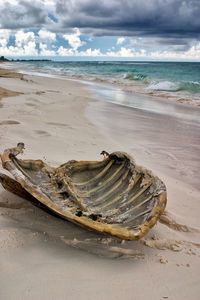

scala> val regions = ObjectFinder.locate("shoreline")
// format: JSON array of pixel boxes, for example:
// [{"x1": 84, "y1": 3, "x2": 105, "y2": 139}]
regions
[
  {"x1": 0, "y1": 68, "x2": 200, "y2": 300},
  {"x1": 2, "y1": 61, "x2": 200, "y2": 108},
  {"x1": 2, "y1": 64, "x2": 199, "y2": 118}
]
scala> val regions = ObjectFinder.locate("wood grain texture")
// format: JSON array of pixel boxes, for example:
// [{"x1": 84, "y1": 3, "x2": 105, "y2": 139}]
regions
[{"x1": 0, "y1": 145, "x2": 167, "y2": 240}]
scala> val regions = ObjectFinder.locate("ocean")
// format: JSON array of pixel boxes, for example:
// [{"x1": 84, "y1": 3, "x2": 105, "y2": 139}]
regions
[{"x1": 4, "y1": 61, "x2": 200, "y2": 106}]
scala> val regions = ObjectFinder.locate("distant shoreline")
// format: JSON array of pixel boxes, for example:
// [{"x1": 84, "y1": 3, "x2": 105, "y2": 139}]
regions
[{"x1": 0, "y1": 57, "x2": 51, "y2": 62}]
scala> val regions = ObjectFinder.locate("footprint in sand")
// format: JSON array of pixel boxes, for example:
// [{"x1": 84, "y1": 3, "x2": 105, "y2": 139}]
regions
[
  {"x1": 34, "y1": 130, "x2": 51, "y2": 137},
  {"x1": 26, "y1": 103, "x2": 37, "y2": 107},
  {"x1": 35, "y1": 91, "x2": 45, "y2": 95},
  {"x1": 27, "y1": 97, "x2": 42, "y2": 104},
  {"x1": 46, "y1": 90, "x2": 60, "y2": 93},
  {"x1": 0, "y1": 120, "x2": 20, "y2": 125}
]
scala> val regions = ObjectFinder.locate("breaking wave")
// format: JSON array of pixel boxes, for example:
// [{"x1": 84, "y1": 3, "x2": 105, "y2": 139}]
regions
[
  {"x1": 147, "y1": 81, "x2": 179, "y2": 92},
  {"x1": 123, "y1": 72, "x2": 147, "y2": 81},
  {"x1": 178, "y1": 81, "x2": 200, "y2": 93},
  {"x1": 147, "y1": 80, "x2": 200, "y2": 94}
]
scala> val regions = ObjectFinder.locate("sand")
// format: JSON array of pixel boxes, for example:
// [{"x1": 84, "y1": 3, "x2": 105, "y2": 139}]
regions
[
  {"x1": 0, "y1": 68, "x2": 23, "y2": 106},
  {"x1": 0, "y1": 67, "x2": 23, "y2": 79},
  {"x1": 0, "y1": 68, "x2": 200, "y2": 300}
]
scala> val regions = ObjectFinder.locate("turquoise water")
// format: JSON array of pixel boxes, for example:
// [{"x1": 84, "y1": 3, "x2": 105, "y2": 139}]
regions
[{"x1": 13, "y1": 61, "x2": 200, "y2": 94}]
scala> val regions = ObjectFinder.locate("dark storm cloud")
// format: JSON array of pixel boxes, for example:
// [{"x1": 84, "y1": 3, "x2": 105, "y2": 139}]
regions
[
  {"x1": 0, "y1": 0, "x2": 200, "y2": 41},
  {"x1": 0, "y1": 0, "x2": 48, "y2": 29},
  {"x1": 54, "y1": 0, "x2": 200, "y2": 39}
]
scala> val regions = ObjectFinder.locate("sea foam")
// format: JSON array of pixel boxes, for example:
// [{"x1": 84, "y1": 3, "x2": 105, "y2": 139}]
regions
[{"x1": 146, "y1": 81, "x2": 179, "y2": 92}]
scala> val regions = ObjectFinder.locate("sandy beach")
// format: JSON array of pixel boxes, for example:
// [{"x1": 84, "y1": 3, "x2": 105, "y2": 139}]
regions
[{"x1": 0, "y1": 68, "x2": 200, "y2": 300}]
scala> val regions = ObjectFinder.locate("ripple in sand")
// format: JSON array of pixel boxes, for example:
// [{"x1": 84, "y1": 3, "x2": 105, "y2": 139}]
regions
[
  {"x1": 46, "y1": 122, "x2": 73, "y2": 129},
  {"x1": 0, "y1": 120, "x2": 20, "y2": 125}
]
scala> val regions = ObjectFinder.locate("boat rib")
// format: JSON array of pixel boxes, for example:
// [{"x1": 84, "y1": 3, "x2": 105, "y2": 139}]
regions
[{"x1": 0, "y1": 144, "x2": 167, "y2": 240}]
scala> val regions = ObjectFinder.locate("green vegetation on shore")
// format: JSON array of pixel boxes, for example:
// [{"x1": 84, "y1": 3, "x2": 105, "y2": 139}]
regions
[
  {"x1": 0, "y1": 56, "x2": 51, "y2": 62},
  {"x1": 0, "y1": 56, "x2": 9, "y2": 62}
]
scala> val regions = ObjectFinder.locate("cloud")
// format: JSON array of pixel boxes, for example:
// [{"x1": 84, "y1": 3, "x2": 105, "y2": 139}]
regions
[
  {"x1": 0, "y1": 41, "x2": 38, "y2": 56},
  {"x1": 63, "y1": 28, "x2": 85, "y2": 50},
  {"x1": 15, "y1": 30, "x2": 35, "y2": 47},
  {"x1": 106, "y1": 47, "x2": 146, "y2": 58},
  {"x1": 106, "y1": 43, "x2": 200, "y2": 60},
  {"x1": 0, "y1": 39, "x2": 7, "y2": 48},
  {"x1": 54, "y1": 0, "x2": 200, "y2": 39},
  {"x1": 1, "y1": 27, "x2": 200, "y2": 60},
  {"x1": 0, "y1": 17, "x2": 200, "y2": 61},
  {"x1": 38, "y1": 29, "x2": 56, "y2": 41},
  {"x1": 0, "y1": 0, "x2": 199, "y2": 41},
  {"x1": 79, "y1": 48, "x2": 102, "y2": 56},
  {"x1": 39, "y1": 42, "x2": 56, "y2": 56},
  {"x1": 23, "y1": 41, "x2": 38, "y2": 56},
  {"x1": 0, "y1": 0, "x2": 48, "y2": 29},
  {"x1": 0, "y1": 29, "x2": 37, "y2": 56},
  {"x1": 57, "y1": 46, "x2": 74, "y2": 56},
  {"x1": 150, "y1": 42, "x2": 200, "y2": 60},
  {"x1": 57, "y1": 45, "x2": 102, "y2": 57},
  {"x1": 117, "y1": 37, "x2": 125, "y2": 45},
  {"x1": 0, "y1": 29, "x2": 11, "y2": 48},
  {"x1": 0, "y1": 29, "x2": 11, "y2": 40},
  {"x1": 0, "y1": 0, "x2": 199, "y2": 60}
]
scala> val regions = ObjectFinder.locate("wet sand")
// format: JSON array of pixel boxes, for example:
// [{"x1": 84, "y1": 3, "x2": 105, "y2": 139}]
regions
[{"x1": 0, "y1": 70, "x2": 200, "y2": 300}]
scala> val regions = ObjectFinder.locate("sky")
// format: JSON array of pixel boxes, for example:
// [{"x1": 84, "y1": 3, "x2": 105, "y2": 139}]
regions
[{"x1": 0, "y1": 0, "x2": 200, "y2": 61}]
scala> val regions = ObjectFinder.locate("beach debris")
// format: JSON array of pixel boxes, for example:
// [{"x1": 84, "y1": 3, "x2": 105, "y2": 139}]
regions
[
  {"x1": 60, "y1": 236, "x2": 144, "y2": 259},
  {"x1": 159, "y1": 257, "x2": 168, "y2": 264},
  {"x1": 141, "y1": 237, "x2": 182, "y2": 252},
  {"x1": 0, "y1": 144, "x2": 167, "y2": 240},
  {"x1": 159, "y1": 210, "x2": 199, "y2": 233}
]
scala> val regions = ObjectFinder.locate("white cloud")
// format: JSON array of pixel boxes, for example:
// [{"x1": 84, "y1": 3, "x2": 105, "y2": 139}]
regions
[
  {"x1": 0, "y1": 26, "x2": 200, "y2": 60},
  {"x1": 129, "y1": 38, "x2": 139, "y2": 47},
  {"x1": 0, "y1": 43, "x2": 38, "y2": 57},
  {"x1": 57, "y1": 46, "x2": 103, "y2": 57},
  {"x1": 0, "y1": 39, "x2": 7, "y2": 48},
  {"x1": 2, "y1": 0, "x2": 18, "y2": 4},
  {"x1": 0, "y1": 29, "x2": 11, "y2": 48},
  {"x1": 106, "y1": 47, "x2": 146, "y2": 58},
  {"x1": 117, "y1": 37, "x2": 125, "y2": 45},
  {"x1": 57, "y1": 46, "x2": 74, "y2": 56},
  {"x1": 15, "y1": 30, "x2": 36, "y2": 47},
  {"x1": 39, "y1": 42, "x2": 56, "y2": 56},
  {"x1": 106, "y1": 42, "x2": 200, "y2": 60},
  {"x1": 0, "y1": 29, "x2": 11, "y2": 40},
  {"x1": 116, "y1": 47, "x2": 134, "y2": 57},
  {"x1": 150, "y1": 43, "x2": 200, "y2": 60},
  {"x1": 79, "y1": 48, "x2": 102, "y2": 56},
  {"x1": 63, "y1": 28, "x2": 85, "y2": 50},
  {"x1": 0, "y1": 30, "x2": 38, "y2": 56},
  {"x1": 38, "y1": 29, "x2": 56, "y2": 41},
  {"x1": 23, "y1": 41, "x2": 38, "y2": 56}
]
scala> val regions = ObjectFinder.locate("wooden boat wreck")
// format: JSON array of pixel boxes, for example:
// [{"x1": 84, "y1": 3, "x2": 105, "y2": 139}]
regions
[{"x1": 0, "y1": 144, "x2": 167, "y2": 240}]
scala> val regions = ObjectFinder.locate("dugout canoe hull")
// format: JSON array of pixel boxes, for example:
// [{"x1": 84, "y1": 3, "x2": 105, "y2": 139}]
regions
[{"x1": 0, "y1": 145, "x2": 167, "y2": 240}]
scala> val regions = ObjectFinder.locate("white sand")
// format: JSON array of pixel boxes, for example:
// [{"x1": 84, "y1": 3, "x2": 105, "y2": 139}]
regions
[{"x1": 0, "y1": 72, "x2": 200, "y2": 300}]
